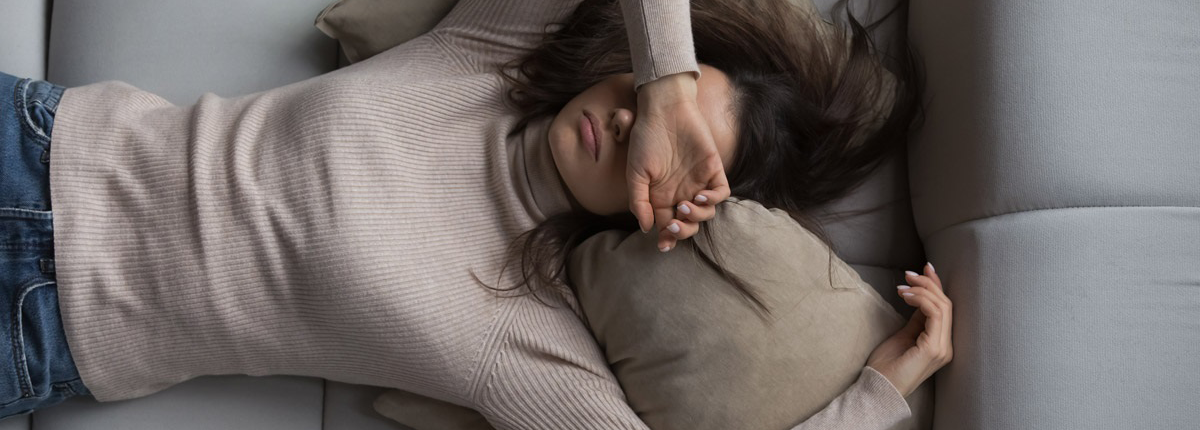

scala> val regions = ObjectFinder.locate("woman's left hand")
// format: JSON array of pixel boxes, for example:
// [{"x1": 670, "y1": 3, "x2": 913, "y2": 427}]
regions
[
  {"x1": 626, "y1": 72, "x2": 731, "y2": 252},
  {"x1": 867, "y1": 263, "x2": 954, "y2": 398}
]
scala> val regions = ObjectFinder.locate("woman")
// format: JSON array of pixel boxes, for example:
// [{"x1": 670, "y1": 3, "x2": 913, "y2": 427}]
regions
[{"x1": 0, "y1": 0, "x2": 952, "y2": 429}]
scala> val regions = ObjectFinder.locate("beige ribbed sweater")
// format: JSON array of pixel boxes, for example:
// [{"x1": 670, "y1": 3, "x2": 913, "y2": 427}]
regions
[{"x1": 46, "y1": 0, "x2": 911, "y2": 428}]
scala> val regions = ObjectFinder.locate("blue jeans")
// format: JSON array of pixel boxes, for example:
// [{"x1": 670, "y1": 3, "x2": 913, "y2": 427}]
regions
[{"x1": 0, "y1": 71, "x2": 91, "y2": 421}]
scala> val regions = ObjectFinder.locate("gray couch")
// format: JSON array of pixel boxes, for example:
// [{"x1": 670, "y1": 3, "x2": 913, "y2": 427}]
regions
[
  {"x1": 1, "y1": 0, "x2": 1195, "y2": 429},
  {"x1": 907, "y1": 0, "x2": 1200, "y2": 428}
]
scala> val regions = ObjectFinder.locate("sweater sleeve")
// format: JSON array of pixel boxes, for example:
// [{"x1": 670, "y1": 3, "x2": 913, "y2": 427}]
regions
[
  {"x1": 374, "y1": 363, "x2": 909, "y2": 430},
  {"x1": 617, "y1": 0, "x2": 701, "y2": 90},
  {"x1": 458, "y1": 296, "x2": 911, "y2": 430},
  {"x1": 784, "y1": 366, "x2": 913, "y2": 430},
  {"x1": 432, "y1": 0, "x2": 700, "y2": 91},
  {"x1": 472, "y1": 299, "x2": 651, "y2": 430}
]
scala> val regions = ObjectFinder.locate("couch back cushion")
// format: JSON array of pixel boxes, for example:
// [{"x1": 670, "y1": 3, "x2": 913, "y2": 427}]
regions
[
  {"x1": 48, "y1": 0, "x2": 339, "y2": 105},
  {"x1": 0, "y1": 1, "x2": 51, "y2": 79}
]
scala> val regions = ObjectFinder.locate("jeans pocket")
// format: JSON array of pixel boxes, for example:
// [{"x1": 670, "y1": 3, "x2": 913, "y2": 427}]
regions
[
  {"x1": 24, "y1": 100, "x2": 55, "y2": 141},
  {"x1": 0, "y1": 273, "x2": 88, "y2": 417},
  {"x1": 15, "y1": 78, "x2": 59, "y2": 144},
  {"x1": 0, "y1": 381, "x2": 77, "y2": 420},
  {"x1": 3, "y1": 277, "x2": 65, "y2": 406}
]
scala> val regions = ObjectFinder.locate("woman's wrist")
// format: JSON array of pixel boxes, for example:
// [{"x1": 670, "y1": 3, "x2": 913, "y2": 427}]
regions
[{"x1": 637, "y1": 71, "x2": 699, "y2": 107}]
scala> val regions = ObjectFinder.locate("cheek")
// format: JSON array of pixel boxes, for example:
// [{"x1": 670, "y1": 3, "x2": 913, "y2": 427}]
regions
[
  {"x1": 550, "y1": 125, "x2": 606, "y2": 214},
  {"x1": 598, "y1": 151, "x2": 631, "y2": 215}
]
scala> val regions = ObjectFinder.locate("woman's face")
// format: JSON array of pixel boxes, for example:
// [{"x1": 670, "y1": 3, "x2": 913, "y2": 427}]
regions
[{"x1": 548, "y1": 64, "x2": 738, "y2": 216}]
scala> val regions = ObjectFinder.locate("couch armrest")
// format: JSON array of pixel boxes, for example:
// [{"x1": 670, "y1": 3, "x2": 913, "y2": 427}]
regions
[{"x1": 0, "y1": 1, "x2": 51, "y2": 79}]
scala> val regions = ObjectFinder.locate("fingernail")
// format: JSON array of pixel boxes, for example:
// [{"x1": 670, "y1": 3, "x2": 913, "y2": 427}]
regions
[
  {"x1": 641, "y1": 226, "x2": 649, "y2": 233},
  {"x1": 660, "y1": 245, "x2": 671, "y2": 252},
  {"x1": 897, "y1": 285, "x2": 910, "y2": 290},
  {"x1": 902, "y1": 292, "x2": 914, "y2": 297},
  {"x1": 905, "y1": 270, "x2": 918, "y2": 278},
  {"x1": 695, "y1": 194, "x2": 708, "y2": 203},
  {"x1": 927, "y1": 262, "x2": 935, "y2": 273},
  {"x1": 667, "y1": 222, "x2": 680, "y2": 233},
  {"x1": 678, "y1": 203, "x2": 691, "y2": 215}
]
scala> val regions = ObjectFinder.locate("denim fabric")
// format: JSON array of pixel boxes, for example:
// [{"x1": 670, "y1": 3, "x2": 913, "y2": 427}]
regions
[{"x1": 0, "y1": 71, "x2": 92, "y2": 421}]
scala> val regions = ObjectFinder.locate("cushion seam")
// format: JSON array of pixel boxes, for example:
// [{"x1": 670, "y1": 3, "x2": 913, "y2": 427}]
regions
[{"x1": 923, "y1": 204, "x2": 1200, "y2": 240}]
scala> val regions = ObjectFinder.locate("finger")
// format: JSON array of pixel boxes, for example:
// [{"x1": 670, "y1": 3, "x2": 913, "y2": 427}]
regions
[
  {"x1": 898, "y1": 306, "x2": 926, "y2": 340},
  {"x1": 676, "y1": 200, "x2": 715, "y2": 223},
  {"x1": 897, "y1": 287, "x2": 946, "y2": 325},
  {"x1": 693, "y1": 181, "x2": 731, "y2": 207},
  {"x1": 941, "y1": 301, "x2": 954, "y2": 364},
  {"x1": 661, "y1": 218, "x2": 700, "y2": 242},
  {"x1": 696, "y1": 171, "x2": 729, "y2": 205},
  {"x1": 925, "y1": 262, "x2": 942, "y2": 291},
  {"x1": 903, "y1": 270, "x2": 944, "y2": 297},
  {"x1": 897, "y1": 286, "x2": 949, "y2": 357},
  {"x1": 627, "y1": 175, "x2": 655, "y2": 233},
  {"x1": 704, "y1": 174, "x2": 732, "y2": 206},
  {"x1": 911, "y1": 304, "x2": 944, "y2": 358},
  {"x1": 657, "y1": 231, "x2": 678, "y2": 252},
  {"x1": 654, "y1": 204, "x2": 677, "y2": 233},
  {"x1": 929, "y1": 265, "x2": 953, "y2": 362},
  {"x1": 898, "y1": 285, "x2": 947, "y2": 314}
]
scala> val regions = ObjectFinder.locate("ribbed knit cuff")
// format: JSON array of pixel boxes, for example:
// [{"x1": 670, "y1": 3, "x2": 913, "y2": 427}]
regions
[
  {"x1": 862, "y1": 365, "x2": 914, "y2": 425},
  {"x1": 619, "y1": 0, "x2": 701, "y2": 90}
]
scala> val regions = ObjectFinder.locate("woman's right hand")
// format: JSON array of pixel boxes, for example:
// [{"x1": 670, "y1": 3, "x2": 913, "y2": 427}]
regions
[{"x1": 866, "y1": 262, "x2": 954, "y2": 397}]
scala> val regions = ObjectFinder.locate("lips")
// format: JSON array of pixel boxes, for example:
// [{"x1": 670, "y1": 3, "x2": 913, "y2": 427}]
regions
[{"x1": 581, "y1": 110, "x2": 601, "y2": 162}]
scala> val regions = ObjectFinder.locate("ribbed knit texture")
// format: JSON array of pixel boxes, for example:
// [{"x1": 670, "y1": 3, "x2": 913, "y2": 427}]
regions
[
  {"x1": 45, "y1": 0, "x2": 910, "y2": 428},
  {"x1": 619, "y1": 0, "x2": 702, "y2": 89}
]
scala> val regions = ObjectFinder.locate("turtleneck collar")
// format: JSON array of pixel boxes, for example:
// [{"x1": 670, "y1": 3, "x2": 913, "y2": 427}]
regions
[{"x1": 507, "y1": 114, "x2": 584, "y2": 222}]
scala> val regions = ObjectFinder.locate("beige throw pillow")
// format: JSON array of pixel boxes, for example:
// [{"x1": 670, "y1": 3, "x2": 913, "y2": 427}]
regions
[
  {"x1": 565, "y1": 197, "x2": 922, "y2": 429},
  {"x1": 313, "y1": 0, "x2": 460, "y2": 63}
]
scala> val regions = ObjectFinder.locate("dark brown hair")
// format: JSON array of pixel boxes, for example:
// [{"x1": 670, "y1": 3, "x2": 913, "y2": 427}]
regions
[{"x1": 472, "y1": 0, "x2": 926, "y2": 318}]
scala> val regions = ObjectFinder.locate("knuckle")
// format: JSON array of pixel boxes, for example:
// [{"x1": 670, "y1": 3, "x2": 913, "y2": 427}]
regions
[{"x1": 935, "y1": 301, "x2": 949, "y2": 314}]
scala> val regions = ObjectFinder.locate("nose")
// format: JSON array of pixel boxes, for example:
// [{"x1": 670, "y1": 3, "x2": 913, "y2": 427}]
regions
[{"x1": 610, "y1": 108, "x2": 634, "y2": 145}]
